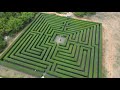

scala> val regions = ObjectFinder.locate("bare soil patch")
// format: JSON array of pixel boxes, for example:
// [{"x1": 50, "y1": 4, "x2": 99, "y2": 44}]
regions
[{"x1": 0, "y1": 65, "x2": 36, "y2": 78}]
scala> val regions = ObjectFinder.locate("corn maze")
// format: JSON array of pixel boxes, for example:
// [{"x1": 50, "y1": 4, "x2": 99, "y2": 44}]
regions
[{"x1": 0, "y1": 13, "x2": 102, "y2": 78}]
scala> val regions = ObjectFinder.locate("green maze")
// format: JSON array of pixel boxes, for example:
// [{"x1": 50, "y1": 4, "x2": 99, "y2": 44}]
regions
[{"x1": 0, "y1": 13, "x2": 102, "y2": 78}]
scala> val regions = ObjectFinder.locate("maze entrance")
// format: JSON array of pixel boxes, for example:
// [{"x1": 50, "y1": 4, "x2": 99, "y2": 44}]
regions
[{"x1": 0, "y1": 13, "x2": 102, "y2": 78}]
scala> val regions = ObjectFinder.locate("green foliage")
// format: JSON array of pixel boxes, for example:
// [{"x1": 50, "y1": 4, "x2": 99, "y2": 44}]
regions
[
  {"x1": 0, "y1": 12, "x2": 36, "y2": 53},
  {"x1": 6, "y1": 16, "x2": 23, "y2": 33},
  {"x1": 73, "y1": 12, "x2": 96, "y2": 17},
  {"x1": 19, "y1": 12, "x2": 35, "y2": 23},
  {"x1": 0, "y1": 13, "x2": 102, "y2": 78},
  {"x1": 0, "y1": 12, "x2": 4, "y2": 17},
  {"x1": 0, "y1": 35, "x2": 7, "y2": 53},
  {"x1": 0, "y1": 12, "x2": 36, "y2": 36},
  {"x1": 0, "y1": 17, "x2": 7, "y2": 35}
]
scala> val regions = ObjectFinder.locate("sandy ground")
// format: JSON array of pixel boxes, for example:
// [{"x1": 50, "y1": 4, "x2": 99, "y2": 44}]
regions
[
  {"x1": 0, "y1": 31, "x2": 37, "y2": 78},
  {"x1": 46, "y1": 12, "x2": 120, "y2": 78},
  {"x1": 0, "y1": 65, "x2": 36, "y2": 78},
  {"x1": 1, "y1": 12, "x2": 120, "y2": 78}
]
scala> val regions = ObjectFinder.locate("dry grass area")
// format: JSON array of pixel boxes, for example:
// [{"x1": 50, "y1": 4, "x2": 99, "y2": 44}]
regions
[{"x1": 0, "y1": 65, "x2": 36, "y2": 78}]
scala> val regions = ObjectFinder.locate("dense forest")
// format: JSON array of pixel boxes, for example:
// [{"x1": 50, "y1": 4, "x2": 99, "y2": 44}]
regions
[{"x1": 0, "y1": 12, "x2": 36, "y2": 53}]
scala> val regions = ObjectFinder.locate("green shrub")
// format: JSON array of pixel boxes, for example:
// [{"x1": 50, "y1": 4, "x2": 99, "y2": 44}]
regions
[
  {"x1": 0, "y1": 12, "x2": 36, "y2": 36},
  {"x1": 0, "y1": 35, "x2": 7, "y2": 53},
  {"x1": 0, "y1": 12, "x2": 36, "y2": 53},
  {"x1": 73, "y1": 12, "x2": 96, "y2": 17}
]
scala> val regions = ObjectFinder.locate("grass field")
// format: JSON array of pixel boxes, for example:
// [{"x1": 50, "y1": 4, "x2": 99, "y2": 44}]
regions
[{"x1": 0, "y1": 13, "x2": 102, "y2": 78}]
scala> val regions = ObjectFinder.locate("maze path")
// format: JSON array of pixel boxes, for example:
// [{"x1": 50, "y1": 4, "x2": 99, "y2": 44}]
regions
[{"x1": 0, "y1": 13, "x2": 102, "y2": 78}]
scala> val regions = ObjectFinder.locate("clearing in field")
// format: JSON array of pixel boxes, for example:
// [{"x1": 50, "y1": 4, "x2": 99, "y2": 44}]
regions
[{"x1": 0, "y1": 13, "x2": 102, "y2": 78}]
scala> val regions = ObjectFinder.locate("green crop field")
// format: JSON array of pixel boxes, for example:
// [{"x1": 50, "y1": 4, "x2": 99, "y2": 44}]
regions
[{"x1": 0, "y1": 13, "x2": 102, "y2": 78}]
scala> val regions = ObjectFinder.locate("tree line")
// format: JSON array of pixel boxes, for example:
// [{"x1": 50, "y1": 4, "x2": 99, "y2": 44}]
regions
[
  {"x1": 0, "y1": 12, "x2": 36, "y2": 53},
  {"x1": 73, "y1": 12, "x2": 96, "y2": 17}
]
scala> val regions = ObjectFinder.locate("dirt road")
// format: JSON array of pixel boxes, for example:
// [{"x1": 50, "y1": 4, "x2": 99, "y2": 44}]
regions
[{"x1": 0, "y1": 65, "x2": 36, "y2": 78}]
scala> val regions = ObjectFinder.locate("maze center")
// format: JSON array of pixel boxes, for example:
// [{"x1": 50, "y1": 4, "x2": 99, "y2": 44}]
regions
[
  {"x1": 0, "y1": 13, "x2": 102, "y2": 78},
  {"x1": 54, "y1": 35, "x2": 66, "y2": 44}
]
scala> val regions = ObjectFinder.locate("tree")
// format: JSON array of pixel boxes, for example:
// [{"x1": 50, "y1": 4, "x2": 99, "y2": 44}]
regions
[
  {"x1": 0, "y1": 12, "x2": 36, "y2": 53},
  {"x1": 0, "y1": 12, "x2": 5, "y2": 18},
  {"x1": 0, "y1": 35, "x2": 7, "y2": 53},
  {"x1": 6, "y1": 16, "x2": 23, "y2": 33},
  {"x1": 19, "y1": 12, "x2": 35, "y2": 23},
  {"x1": 73, "y1": 12, "x2": 96, "y2": 17},
  {"x1": 0, "y1": 12, "x2": 35, "y2": 35},
  {"x1": 0, "y1": 17, "x2": 7, "y2": 35}
]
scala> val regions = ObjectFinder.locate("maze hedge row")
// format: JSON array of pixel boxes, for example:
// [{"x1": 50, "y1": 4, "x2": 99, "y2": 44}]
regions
[{"x1": 0, "y1": 13, "x2": 102, "y2": 78}]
